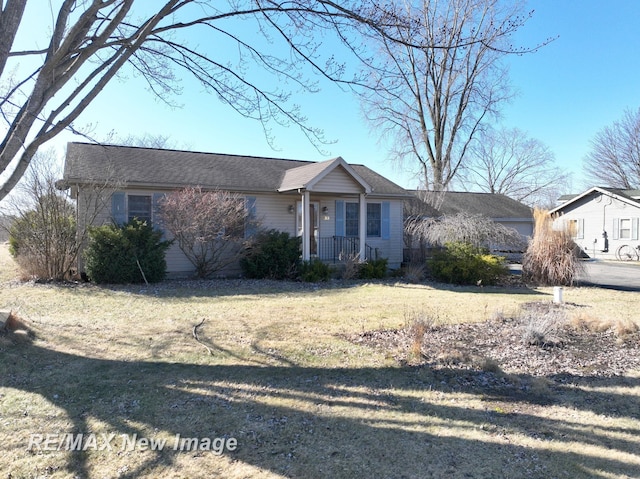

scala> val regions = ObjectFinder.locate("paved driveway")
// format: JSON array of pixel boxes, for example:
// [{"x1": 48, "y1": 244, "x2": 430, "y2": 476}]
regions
[{"x1": 576, "y1": 260, "x2": 640, "y2": 292}]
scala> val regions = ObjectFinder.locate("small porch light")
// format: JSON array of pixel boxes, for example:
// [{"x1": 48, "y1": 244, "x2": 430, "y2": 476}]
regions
[{"x1": 288, "y1": 204, "x2": 294, "y2": 214}]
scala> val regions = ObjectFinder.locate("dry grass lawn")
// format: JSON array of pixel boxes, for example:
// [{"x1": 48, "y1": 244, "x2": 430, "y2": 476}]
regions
[{"x1": 1, "y1": 243, "x2": 639, "y2": 478}]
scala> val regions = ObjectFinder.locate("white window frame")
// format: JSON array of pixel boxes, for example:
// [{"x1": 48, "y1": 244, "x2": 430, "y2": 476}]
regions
[
  {"x1": 613, "y1": 217, "x2": 639, "y2": 240},
  {"x1": 344, "y1": 202, "x2": 382, "y2": 238}
]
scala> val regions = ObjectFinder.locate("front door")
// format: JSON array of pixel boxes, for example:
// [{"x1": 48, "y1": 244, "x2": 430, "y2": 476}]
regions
[{"x1": 297, "y1": 201, "x2": 319, "y2": 256}]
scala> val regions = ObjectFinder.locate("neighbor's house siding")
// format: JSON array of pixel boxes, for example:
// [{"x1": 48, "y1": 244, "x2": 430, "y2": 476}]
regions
[{"x1": 553, "y1": 191, "x2": 640, "y2": 259}]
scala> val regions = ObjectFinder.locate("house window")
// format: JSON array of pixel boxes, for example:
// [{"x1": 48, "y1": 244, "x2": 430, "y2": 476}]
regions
[
  {"x1": 367, "y1": 203, "x2": 381, "y2": 237},
  {"x1": 567, "y1": 219, "x2": 584, "y2": 239},
  {"x1": 128, "y1": 195, "x2": 152, "y2": 223},
  {"x1": 614, "y1": 217, "x2": 639, "y2": 240},
  {"x1": 619, "y1": 218, "x2": 632, "y2": 239},
  {"x1": 342, "y1": 202, "x2": 383, "y2": 237},
  {"x1": 345, "y1": 202, "x2": 359, "y2": 237}
]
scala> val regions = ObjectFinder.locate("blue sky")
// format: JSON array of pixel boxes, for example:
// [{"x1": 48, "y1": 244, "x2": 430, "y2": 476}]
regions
[{"x1": 36, "y1": 1, "x2": 640, "y2": 192}]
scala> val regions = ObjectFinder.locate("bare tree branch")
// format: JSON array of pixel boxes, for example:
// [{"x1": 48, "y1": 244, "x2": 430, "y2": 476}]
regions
[
  {"x1": 0, "y1": 1, "x2": 369, "y2": 201},
  {"x1": 160, "y1": 187, "x2": 260, "y2": 278},
  {"x1": 1, "y1": 0, "x2": 551, "y2": 204},
  {"x1": 459, "y1": 126, "x2": 570, "y2": 207},
  {"x1": 357, "y1": 0, "x2": 542, "y2": 194},
  {"x1": 583, "y1": 107, "x2": 640, "y2": 189}
]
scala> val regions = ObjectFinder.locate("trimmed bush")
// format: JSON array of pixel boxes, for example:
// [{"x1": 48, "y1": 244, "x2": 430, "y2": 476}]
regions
[
  {"x1": 358, "y1": 257, "x2": 388, "y2": 279},
  {"x1": 84, "y1": 219, "x2": 172, "y2": 284},
  {"x1": 428, "y1": 241, "x2": 508, "y2": 285},
  {"x1": 241, "y1": 230, "x2": 301, "y2": 279},
  {"x1": 298, "y1": 258, "x2": 331, "y2": 282}
]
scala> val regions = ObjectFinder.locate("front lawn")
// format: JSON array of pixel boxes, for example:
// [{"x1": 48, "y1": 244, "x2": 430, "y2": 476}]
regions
[{"x1": 1, "y1": 244, "x2": 639, "y2": 478}]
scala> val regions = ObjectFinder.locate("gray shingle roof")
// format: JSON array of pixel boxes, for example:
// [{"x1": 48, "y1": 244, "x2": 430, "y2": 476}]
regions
[
  {"x1": 409, "y1": 190, "x2": 533, "y2": 219},
  {"x1": 63, "y1": 143, "x2": 409, "y2": 197},
  {"x1": 599, "y1": 187, "x2": 640, "y2": 203},
  {"x1": 552, "y1": 186, "x2": 640, "y2": 214},
  {"x1": 558, "y1": 188, "x2": 640, "y2": 203},
  {"x1": 278, "y1": 158, "x2": 341, "y2": 191}
]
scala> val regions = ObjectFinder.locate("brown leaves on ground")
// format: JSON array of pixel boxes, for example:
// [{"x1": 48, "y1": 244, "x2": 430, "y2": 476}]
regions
[{"x1": 348, "y1": 301, "x2": 640, "y2": 379}]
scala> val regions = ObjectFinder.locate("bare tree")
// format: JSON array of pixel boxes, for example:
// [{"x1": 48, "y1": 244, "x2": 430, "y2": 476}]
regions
[
  {"x1": 115, "y1": 133, "x2": 180, "y2": 150},
  {"x1": 2, "y1": 148, "x2": 114, "y2": 280},
  {"x1": 358, "y1": 0, "x2": 543, "y2": 194},
  {"x1": 460, "y1": 127, "x2": 569, "y2": 206},
  {"x1": 0, "y1": 1, "x2": 399, "y2": 202},
  {"x1": 583, "y1": 107, "x2": 640, "y2": 189},
  {"x1": 160, "y1": 187, "x2": 259, "y2": 278}
]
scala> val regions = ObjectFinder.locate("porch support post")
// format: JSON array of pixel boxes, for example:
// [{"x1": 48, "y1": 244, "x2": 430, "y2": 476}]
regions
[
  {"x1": 359, "y1": 193, "x2": 366, "y2": 260},
  {"x1": 302, "y1": 190, "x2": 311, "y2": 261}
]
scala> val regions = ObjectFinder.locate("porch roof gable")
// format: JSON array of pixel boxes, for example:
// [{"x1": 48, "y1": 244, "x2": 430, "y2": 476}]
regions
[{"x1": 277, "y1": 157, "x2": 372, "y2": 193}]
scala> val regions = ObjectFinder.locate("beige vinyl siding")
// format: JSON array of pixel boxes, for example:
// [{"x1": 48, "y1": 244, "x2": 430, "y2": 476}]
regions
[
  {"x1": 312, "y1": 167, "x2": 363, "y2": 194},
  {"x1": 253, "y1": 194, "x2": 297, "y2": 236},
  {"x1": 77, "y1": 188, "x2": 407, "y2": 275},
  {"x1": 364, "y1": 199, "x2": 404, "y2": 267},
  {"x1": 319, "y1": 200, "x2": 336, "y2": 237}
]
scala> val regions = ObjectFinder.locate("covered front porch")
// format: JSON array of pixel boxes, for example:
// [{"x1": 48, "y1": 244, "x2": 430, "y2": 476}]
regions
[
  {"x1": 278, "y1": 157, "x2": 374, "y2": 263},
  {"x1": 314, "y1": 235, "x2": 379, "y2": 263},
  {"x1": 294, "y1": 190, "x2": 372, "y2": 262}
]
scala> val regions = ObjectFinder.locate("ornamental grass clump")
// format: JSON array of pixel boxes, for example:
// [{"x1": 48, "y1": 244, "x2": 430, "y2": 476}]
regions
[{"x1": 522, "y1": 209, "x2": 584, "y2": 286}]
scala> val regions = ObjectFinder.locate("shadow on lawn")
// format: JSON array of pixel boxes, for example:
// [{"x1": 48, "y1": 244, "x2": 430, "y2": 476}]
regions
[
  {"x1": 76, "y1": 276, "x2": 546, "y2": 302},
  {"x1": 3, "y1": 334, "x2": 640, "y2": 478}
]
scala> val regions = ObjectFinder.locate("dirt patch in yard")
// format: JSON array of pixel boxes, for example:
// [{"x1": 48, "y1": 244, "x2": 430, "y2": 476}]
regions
[{"x1": 347, "y1": 301, "x2": 640, "y2": 380}]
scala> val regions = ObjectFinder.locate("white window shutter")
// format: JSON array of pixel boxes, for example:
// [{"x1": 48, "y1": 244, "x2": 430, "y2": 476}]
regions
[
  {"x1": 577, "y1": 219, "x2": 584, "y2": 239},
  {"x1": 612, "y1": 218, "x2": 620, "y2": 240}
]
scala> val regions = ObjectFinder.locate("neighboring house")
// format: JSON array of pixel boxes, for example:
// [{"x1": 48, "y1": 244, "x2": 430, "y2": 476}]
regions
[
  {"x1": 550, "y1": 187, "x2": 640, "y2": 260},
  {"x1": 59, "y1": 142, "x2": 411, "y2": 277},
  {"x1": 406, "y1": 190, "x2": 534, "y2": 236}
]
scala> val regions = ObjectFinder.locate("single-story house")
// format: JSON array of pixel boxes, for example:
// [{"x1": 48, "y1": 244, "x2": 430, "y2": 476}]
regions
[
  {"x1": 550, "y1": 187, "x2": 640, "y2": 260},
  {"x1": 59, "y1": 142, "x2": 411, "y2": 277}
]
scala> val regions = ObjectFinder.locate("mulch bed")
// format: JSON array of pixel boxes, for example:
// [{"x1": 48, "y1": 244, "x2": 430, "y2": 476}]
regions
[{"x1": 347, "y1": 302, "x2": 640, "y2": 379}]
